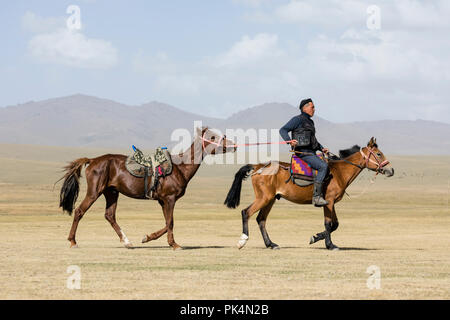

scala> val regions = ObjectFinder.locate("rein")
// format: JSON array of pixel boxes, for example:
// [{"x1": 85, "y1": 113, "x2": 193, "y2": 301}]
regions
[
  {"x1": 330, "y1": 148, "x2": 388, "y2": 199},
  {"x1": 330, "y1": 147, "x2": 390, "y2": 174},
  {"x1": 328, "y1": 152, "x2": 364, "y2": 170}
]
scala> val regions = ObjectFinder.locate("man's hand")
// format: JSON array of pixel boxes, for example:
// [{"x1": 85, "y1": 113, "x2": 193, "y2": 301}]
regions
[
  {"x1": 290, "y1": 140, "x2": 298, "y2": 147},
  {"x1": 322, "y1": 147, "x2": 329, "y2": 154}
]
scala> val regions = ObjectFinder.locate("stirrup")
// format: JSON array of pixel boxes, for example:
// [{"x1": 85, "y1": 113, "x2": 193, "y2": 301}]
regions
[
  {"x1": 146, "y1": 188, "x2": 157, "y2": 199},
  {"x1": 313, "y1": 196, "x2": 328, "y2": 207}
]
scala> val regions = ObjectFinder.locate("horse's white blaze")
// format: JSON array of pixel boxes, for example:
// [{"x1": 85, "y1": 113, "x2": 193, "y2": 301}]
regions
[{"x1": 237, "y1": 233, "x2": 249, "y2": 249}]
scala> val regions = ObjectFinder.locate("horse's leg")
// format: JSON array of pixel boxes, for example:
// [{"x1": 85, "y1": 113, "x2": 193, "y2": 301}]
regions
[
  {"x1": 142, "y1": 227, "x2": 168, "y2": 243},
  {"x1": 67, "y1": 189, "x2": 100, "y2": 248},
  {"x1": 256, "y1": 198, "x2": 279, "y2": 249},
  {"x1": 237, "y1": 197, "x2": 272, "y2": 249},
  {"x1": 142, "y1": 197, "x2": 180, "y2": 250},
  {"x1": 142, "y1": 200, "x2": 168, "y2": 244},
  {"x1": 103, "y1": 188, "x2": 133, "y2": 249},
  {"x1": 309, "y1": 203, "x2": 339, "y2": 250},
  {"x1": 163, "y1": 197, "x2": 181, "y2": 250}
]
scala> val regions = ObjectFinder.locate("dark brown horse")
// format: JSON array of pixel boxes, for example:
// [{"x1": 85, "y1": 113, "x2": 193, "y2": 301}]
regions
[
  {"x1": 224, "y1": 137, "x2": 394, "y2": 250},
  {"x1": 59, "y1": 127, "x2": 235, "y2": 249}
]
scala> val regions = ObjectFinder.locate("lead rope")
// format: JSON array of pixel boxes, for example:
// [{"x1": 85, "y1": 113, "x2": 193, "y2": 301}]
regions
[{"x1": 200, "y1": 133, "x2": 295, "y2": 149}]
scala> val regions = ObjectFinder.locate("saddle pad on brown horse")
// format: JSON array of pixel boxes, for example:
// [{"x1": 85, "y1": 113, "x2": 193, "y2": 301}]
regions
[
  {"x1": 125, "y1": 156, "x2": 148, "y2": 178},
  {"x1": 125, "y1": 147, "x2": 172, "y2": 178}
]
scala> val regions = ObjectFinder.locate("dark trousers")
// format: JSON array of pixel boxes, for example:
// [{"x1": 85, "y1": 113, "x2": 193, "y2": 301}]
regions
[{"x1": 298, "y1": 153, "x2": 328, "y2": 183}]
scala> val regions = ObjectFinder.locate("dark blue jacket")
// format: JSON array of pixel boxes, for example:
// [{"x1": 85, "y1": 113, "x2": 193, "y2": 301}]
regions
[{"x1": 279, "y1": 112, "x2": 323, "y2": 152}]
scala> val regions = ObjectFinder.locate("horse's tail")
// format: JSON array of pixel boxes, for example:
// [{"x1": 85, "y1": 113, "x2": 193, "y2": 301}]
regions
[
  {"x1": 58, "y1": 158, "x2": 91, "y2": 215},
  {"x1": 224, "y1": 164, "x2": 254, "y2": 209}
]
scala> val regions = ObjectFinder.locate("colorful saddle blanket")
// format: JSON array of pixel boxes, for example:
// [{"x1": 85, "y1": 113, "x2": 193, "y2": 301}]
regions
[{"x1": 290, "y1": 155, "x2": 322, "y2": 181}]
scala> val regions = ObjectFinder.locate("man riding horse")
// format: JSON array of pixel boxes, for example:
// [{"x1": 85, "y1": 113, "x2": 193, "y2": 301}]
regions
[{"x1": 279, "y1": 98, "x2": 329, "y2": 207}]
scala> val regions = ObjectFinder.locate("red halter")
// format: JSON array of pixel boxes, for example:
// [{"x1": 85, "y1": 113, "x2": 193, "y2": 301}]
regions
[
  {"x1": 360, "y1": 147, "x2": 390, "y2": 173},
  {"x1": 201, "y1": 132, "x2": 226, "y2": 151}
]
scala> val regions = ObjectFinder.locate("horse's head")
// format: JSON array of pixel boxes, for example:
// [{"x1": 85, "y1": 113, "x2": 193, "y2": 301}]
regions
[
  {"x1": 197, "y1": 127, "x2": 237, "y2": 155},
  {"x1": 361, "y1": 137, "x2": 394, "y2": 177}
]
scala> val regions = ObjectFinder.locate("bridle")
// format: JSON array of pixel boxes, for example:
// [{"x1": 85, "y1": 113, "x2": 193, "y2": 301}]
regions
[
  {"x1": 330, "y1": 147, "x2": 390, "y2": 174},
  {"x1": 360, "y1": 147, "x2": 390, "y2": 174},
  {"x1": 200, "y1": 131, "x2": 227, "y2": 152}
]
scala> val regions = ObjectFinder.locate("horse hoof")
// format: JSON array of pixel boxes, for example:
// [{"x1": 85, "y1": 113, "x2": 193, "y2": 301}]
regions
[
  {"x1": 172, "y1": 245, "x2": 183, "y2": 251},
  {"x1": 122, "y1": 240, "x2": 133, "y2": 249},
  {"x1": 237, "y1": 234, "x2": 248, "y2": 249},
  {"x1": 327, "y1": 244, "x2": 340, "y2": 251},
  {"x1": 237, "y1": 240, "x2": 248, "y2": 250},
  {"x1": 268, "y1": 243, "x2": 280, "y2": 250},
  {"x1": 142, "y1": 235, "x2": 149, "y2": 243},
  {"x1": 309, "y1": 236, "x2": 315, "y2": 245},
  {"x1": 70, "y1": 244, "x2": 79, "y2": 249}
]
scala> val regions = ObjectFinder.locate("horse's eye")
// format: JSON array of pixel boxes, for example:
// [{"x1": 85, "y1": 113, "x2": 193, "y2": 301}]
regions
[
  {"x1": 211, "y1": 136, "x2": 215, "y2": 140},
  {"x1": 377, "y1": 152, "x2": 382, "y2": 157}
]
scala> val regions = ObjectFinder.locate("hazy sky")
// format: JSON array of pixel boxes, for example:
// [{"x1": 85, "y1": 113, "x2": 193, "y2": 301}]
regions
[{"x1": 1, "y1": 0, "x2": 449, "y2": 123}]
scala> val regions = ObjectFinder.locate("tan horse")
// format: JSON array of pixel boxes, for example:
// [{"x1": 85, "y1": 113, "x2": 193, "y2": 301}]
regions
[{"x1": 224, "y1": 137, "x2": 394, "y2": 250}]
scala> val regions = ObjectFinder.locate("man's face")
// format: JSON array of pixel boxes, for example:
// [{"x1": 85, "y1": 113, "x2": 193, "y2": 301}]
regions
[{"x1": 303, "y1": 102, "x2": 315, "y2": 117}]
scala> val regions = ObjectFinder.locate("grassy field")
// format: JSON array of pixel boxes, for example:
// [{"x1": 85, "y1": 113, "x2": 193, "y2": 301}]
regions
[{"x1": 0, "y1": 143, "x2": 449, "y2": 299}]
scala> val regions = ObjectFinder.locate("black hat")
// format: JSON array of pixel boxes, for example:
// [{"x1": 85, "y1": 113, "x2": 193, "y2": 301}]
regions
[{"x1": 299, "y1": 98, "x2": 313, "y2": 110}]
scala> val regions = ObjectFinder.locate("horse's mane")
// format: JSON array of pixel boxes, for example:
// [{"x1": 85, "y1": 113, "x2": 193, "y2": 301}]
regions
[{"x1": 338, "y1": 145, "x2": 361, "y2": 159}]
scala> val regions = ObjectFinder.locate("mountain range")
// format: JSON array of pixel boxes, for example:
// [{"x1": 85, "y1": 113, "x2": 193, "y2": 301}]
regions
[{"x1": 0, "y1": 94, "x2": 449, "y2": 155}]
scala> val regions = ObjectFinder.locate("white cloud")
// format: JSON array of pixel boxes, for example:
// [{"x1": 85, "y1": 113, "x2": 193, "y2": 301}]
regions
[
  {"x1": 215, "y1": 33, "x2": 283, "y2": 67},
  {"x1": 275, "y1": 0, "x2": 366, "y2": 27},
  {"x1": 24, "y1": 11, "x2": 118, "y2": 69},
  {"x1": 232, "y1": 0, "x2": 269, "y2": 8},
  {"x1": 22, "y1": 11, "x2": 66, "y2": 34},
  {"x1": 130, "y1": 1, "x2": 450, "y2": 122},
  {"x1": 393, "y1": 0, "x2": 450, "y2": 29}
]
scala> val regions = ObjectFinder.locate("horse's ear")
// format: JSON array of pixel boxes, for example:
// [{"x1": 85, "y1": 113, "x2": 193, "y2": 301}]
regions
[
  {"x1": 373, "y1": 137, "x2": 378, "y2": 148},
  {"x1": 367, "y1": 137, "x2": 375, "y2": 147}
]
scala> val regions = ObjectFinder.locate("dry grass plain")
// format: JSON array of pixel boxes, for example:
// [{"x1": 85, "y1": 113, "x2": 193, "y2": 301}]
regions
[{"x1": 0, "y1": 143, "x2": 449, "y2": 299}]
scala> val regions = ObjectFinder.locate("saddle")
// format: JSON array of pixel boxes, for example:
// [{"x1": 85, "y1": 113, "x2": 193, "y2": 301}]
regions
[
  {"x1": 125, "y1": 146, "x2": 172, "y2": 199},
  {"x1": 287, "y1": 154, "x2": 328, "y2": 187}
]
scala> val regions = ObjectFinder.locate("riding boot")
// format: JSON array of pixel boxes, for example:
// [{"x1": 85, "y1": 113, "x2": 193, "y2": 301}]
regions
[{"x1": 313, "y1": 182, "x2": 329, "y2": 207}]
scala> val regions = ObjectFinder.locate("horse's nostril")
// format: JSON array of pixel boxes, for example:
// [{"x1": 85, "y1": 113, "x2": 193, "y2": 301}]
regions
[{"x1": 384, "y1": 168, "x2": 394, "y2": 177}]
